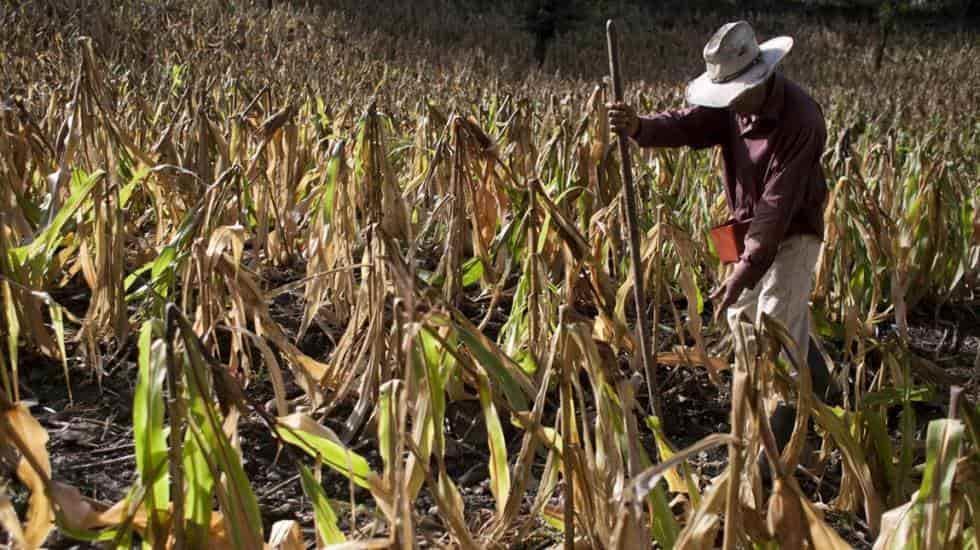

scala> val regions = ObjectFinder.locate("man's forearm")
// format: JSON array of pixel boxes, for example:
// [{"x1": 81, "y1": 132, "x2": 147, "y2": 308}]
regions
[{"x1": 631, "y1": 106, "x2": 728, "y2": 149}]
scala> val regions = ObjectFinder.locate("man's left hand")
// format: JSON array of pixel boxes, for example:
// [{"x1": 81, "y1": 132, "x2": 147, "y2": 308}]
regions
[{"x1": 710, "y1": 276, "x2": 741, "y2": 325}]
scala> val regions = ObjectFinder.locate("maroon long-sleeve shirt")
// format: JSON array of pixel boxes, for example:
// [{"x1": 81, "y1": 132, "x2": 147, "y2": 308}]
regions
[{"x1": 632, "y1": 73, "x2": 827, "y2": 291}]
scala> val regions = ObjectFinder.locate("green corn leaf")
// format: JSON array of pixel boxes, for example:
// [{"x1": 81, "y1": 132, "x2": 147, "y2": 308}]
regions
[
  {"x1": 316, "y1": 140, "x2": 345, "y2": 223},
  {"x1": 10, "y1": 169, "x2": 104, "y2": 281},
  {"x1": 964, "y1": 528, "x2": 979, "y2": 550},
  {"x1": 377, "y1": 379, "x2": 399, "y2": 472},
  {"x1": 497, "y1": 265, "x2": 531, "y2": 356},
  {"x1": 181, "y1": 425, "x2": 214, "y2": 548},
  {"x1": 404, "y1": 338, "x2": 437, "y2": 499},
  {"x1": 516, "y1": 349, "x2": 538, "y2": 376},
  {"x1": 860, "y1": 386, "x2": 934, "y2": 410},
  {"x1": 540, "y1": 505, "x2": 564, "y2": 532},
  {"x1": 476, "y1": 370, "x2": 511, "y2": 517},
  {"x1": 897, "y1": 399, "x2": 917, "y2": 507},
  {"x1": 875, "y1": 419, "x2": 966, "y2": 550},
  {"x1": 865, "y1": 409, "x2": 898, "y2": 505},
  {"x1": 275, "y1": 414, "x2": 373, "y2": 489},
  {"x1": 648, "y1": 481, "x2": 679, "y2": 549},
  {"x1": 119, "y1": 164, "x2": 150, "y2": 208},
  {"x1": 420, "y1": 326, "x2": 451, "y2": 452},
  {"x1": 918, "y1": 418, "x2": 964, "y2": 549},
  {"x1": 126, "y1": 193, "x2": 210, "y2": 299},
  {"x1": 134, "y1": 322, "x2": 169, "y2": 548},
  {"x1": 450, "y1": 316, "x2": 531, "y2": 412},
  {"x1": 175, "y1": 312, "x2": 263, "y2": 549},
  {"x1": 298, "y1": 463, "x2": 346, "y2": 544},
  {"x1": 461, "y1": 256, "x2": 484, "y2": 288},
  {"x1": 645, "y1": 416, "x2": 701, "y2": 508}
]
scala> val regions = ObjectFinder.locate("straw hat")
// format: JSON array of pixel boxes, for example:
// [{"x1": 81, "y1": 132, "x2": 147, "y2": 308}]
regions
[{"x1": 685, "y1": 21, "x2": 793, "y2": 108}]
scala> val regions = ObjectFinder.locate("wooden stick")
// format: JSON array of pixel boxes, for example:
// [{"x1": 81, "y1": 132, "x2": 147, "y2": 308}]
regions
[{"x1": 606, "y1": 20, "x2": 661, "y2": 418}]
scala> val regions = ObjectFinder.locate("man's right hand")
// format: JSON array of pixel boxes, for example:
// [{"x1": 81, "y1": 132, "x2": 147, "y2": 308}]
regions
[{"x1": 606, "y1": 102, "x2": 639, "y2": 137}]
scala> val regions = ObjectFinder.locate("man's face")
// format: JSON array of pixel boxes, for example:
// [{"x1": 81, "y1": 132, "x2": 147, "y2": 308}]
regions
[{"x1": 729, "y1": 80, "x2": 768, "y2": 115}]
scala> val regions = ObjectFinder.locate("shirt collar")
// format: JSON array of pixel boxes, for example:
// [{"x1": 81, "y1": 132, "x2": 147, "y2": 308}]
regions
[{"x1": 736, "y1": 73, "x2": 785, "y2": 135}]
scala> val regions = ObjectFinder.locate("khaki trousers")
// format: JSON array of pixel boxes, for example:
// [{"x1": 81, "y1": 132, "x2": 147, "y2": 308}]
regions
[
  {"x1": 726, "y1": 234, "x2": 824, "y2": 453},
  {"x1": 726, "y1": 234, "x2": 823, "y2": 369},
  {"x1": 727, "y1": 235, "x2": 830, "y2": 460}
]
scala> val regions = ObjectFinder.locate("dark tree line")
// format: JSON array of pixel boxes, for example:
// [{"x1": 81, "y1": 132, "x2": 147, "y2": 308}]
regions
[
  {"x1": 260, "y1": 0, "x2": 976, "y2": 67},
  {"x1": 521, "y1": 0, "x2": 588, "y2": 67},
  {"x1": 516, "y1": 0, "x2": 975, "y2": 69}
]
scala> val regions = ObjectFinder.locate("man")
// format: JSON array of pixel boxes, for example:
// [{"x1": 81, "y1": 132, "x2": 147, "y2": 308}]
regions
[{"x1": 608, "y1": 21, "x2": 834, "y2": 452}]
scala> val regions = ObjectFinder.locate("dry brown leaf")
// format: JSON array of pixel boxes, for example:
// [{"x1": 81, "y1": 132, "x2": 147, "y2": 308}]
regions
[
  {"x1": 46, "y1": 480, "x2": 238, "y2": 550},
  {"x1": 1, "y1": 403, "x2": 54, "y2": 548},
  {"x1": 0, "y1": 494, "x2": 27, "y2": 547},
  {"x1": 592, "y1": 311, "x2": 634, "y2": 353},
  {"x1": 801, "y1": 498, "x2": 853, "y2": 549},
  {"x1": 321, "y1": 541, "x2": 402, "y2": 550},
  {"x1": 767, "y1": 480, "x2": 805, "y2": 549},
  {"x1": 266, "y1": 520, "x2": 305, "y2": 550},
  {"x1": 675, "y1": 512, "x2": 721, "y2": 550}
]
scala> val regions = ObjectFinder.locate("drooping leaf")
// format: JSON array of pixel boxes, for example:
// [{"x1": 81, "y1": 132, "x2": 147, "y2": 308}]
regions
[
  {"x1": 476, "y1": 370, "x2": 511, "y2": 517},
  {"x1": 0, "y1": 403, "x2": 53, "y2": 547},
  {"x1": 275, "y1": 414, "x2": 373, "y2": 489}
]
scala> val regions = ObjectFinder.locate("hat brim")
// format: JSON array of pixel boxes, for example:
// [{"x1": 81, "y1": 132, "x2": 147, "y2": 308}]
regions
[{"x1": 685, "y1": 36, "x2": 793, "y2": 108}]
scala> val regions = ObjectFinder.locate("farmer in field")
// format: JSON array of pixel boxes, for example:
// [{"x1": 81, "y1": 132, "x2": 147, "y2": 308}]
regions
[{"x1": 608, "y1": 21, "x2": 835, "y2": 452}]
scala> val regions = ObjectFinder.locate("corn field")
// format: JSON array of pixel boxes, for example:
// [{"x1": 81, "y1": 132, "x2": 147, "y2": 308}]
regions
[{"x1": 1, "y1": 1, "x2": 979, "y2": 548}]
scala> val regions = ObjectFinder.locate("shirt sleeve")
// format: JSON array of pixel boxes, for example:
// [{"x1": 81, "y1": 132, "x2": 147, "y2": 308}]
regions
[
  {"x1": 729, "y1": 125, "x2": 825, "y2": 291},
  {"x1": 631, "y1": 106, "x2": 730, "y2": 149}
]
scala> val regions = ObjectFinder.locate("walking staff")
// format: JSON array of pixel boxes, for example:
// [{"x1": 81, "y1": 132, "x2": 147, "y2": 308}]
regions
[
  {"x1": 608, "y1": 21, "x2": 836, "y2": 455},
  {"x1": 606, "y1": 20, "x2": 660, "y2": 419}
]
